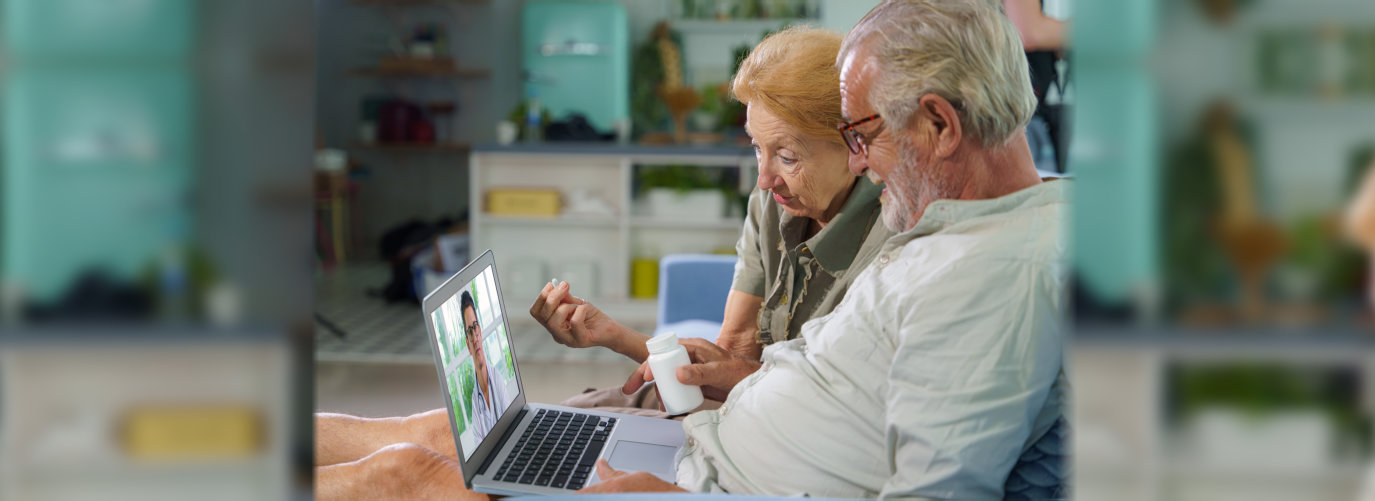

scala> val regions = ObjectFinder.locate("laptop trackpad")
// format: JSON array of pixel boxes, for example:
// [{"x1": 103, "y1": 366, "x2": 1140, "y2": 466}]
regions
[{"x1": 608, "y1": 441, "x2": 677, "y2": 481}]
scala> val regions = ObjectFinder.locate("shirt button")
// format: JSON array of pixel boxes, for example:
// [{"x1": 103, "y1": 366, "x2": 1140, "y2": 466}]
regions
[
  {"x1": 686, "y1": 437, "x2": 696, "y2": 447},
  {"x1": 879, "y1": 254, "x2": 890, "y2": 265}
]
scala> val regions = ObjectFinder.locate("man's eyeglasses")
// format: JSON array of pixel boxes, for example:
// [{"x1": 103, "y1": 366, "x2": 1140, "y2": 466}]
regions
[
  {"x1": 837, "y1": 114, "x2": 883, "y2": 156},
  {"x1": 466, "y1": 321, "x2": 481, "y2": 337}
]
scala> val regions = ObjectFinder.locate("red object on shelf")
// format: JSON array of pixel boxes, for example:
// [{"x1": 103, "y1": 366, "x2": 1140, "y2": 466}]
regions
[
  {"x1": 378, "y1": 99, "x2": 420, "y2": 141},
  {"x1": 410, "y1": 119, "x2": 435, "y2": 143}
]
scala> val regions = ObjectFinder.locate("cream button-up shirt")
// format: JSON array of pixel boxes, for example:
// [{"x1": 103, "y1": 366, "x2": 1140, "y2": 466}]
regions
[{"x1": 676, "y1": 180, "x2": 1070, "y2": 499}]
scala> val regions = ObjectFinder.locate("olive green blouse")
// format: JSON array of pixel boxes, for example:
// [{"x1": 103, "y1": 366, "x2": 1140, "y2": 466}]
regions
[{"x1": 731, "y1": 176, "x2": 894, "y2": 345}]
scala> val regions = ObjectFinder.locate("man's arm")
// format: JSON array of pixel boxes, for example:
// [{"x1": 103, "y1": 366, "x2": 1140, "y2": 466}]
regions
[
  {"x1": 1003, "y1": 0, "x2": 1069, "y2": 51},
  {"x1": 880, "y1": 266, "x2": 1065, "y2": 499}
]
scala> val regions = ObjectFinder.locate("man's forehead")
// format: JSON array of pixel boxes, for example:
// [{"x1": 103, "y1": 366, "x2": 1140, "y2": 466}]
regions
[{"x1": 839, "y1": 50, "x2": 876, "y2": 118}]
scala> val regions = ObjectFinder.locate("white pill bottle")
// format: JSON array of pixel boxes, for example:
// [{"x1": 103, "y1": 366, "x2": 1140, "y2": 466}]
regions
[{"x1": 645, "y1": 332, "x2": 704, "y2": 415}]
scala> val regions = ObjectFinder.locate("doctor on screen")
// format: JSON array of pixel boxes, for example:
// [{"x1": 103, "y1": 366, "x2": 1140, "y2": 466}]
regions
[{"x1": 460, "y1": 290, "x2": 507, "y2": 444}]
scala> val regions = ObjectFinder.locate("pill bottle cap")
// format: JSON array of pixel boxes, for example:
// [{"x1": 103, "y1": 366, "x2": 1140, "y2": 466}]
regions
[{"x1": 646, "y1": 332, "x2": 680, "y2": 354}]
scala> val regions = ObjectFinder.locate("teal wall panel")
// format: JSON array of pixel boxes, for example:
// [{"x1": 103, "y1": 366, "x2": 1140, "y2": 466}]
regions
[
  {"x1": 2, "y1": 69, "x2": 193, "y2": 300},
  {"x1": 4, "y1": 0, "x2": 193, "y2": 57}
]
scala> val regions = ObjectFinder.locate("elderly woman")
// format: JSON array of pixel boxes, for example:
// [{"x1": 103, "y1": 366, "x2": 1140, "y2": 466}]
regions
[
  {"x1": 314, "y1": 27, "x2": 892, "y2": 499},
  {"x1": 530, "y1": 26, "x2": 893, "y2": 410}
]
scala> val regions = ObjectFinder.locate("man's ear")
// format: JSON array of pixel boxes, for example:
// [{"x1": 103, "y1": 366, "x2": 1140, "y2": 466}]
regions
[{"x1": 911, "y1": 94, "x2": 963, "y2": 158}]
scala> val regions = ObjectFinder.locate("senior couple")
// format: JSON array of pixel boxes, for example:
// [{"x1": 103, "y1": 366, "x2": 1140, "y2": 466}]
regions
[{"x1": 316, "y1": 0, "x2": 1069, "y2": 498}]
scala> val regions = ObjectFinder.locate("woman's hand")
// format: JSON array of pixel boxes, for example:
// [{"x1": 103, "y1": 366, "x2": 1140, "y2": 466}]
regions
[
  {"x1": 575, "y1": 459, "x2": 687, "y2": 494},
  {"x1": 529, "y1": 281, "x2": 621, "y2": 351},
  {"x1": 623, "y1": 337, "x2": 762, "y2": 403}
]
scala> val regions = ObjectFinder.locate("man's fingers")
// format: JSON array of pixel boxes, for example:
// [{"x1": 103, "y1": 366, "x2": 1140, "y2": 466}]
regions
[
  {"x1": 595, "y1": 458, "x2": 623, "y2": 479},
  {"x1": 621, "y1": 362, "x2": 650, "y2": 395},
  {"x1": 676, "y1": 362, "x2": 718, "y2": 386},
  {"x1": 681, "y1": 337, "x2": 728, "y2": 363}
]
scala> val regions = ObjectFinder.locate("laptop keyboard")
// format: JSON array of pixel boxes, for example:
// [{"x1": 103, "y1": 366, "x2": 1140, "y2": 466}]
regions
[{"x1": 493, "y1": 409, "x2": 618, "y2": 490}]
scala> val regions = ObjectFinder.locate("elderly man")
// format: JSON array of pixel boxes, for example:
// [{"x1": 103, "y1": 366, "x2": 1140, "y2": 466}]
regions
[{"x1": 319, "y1": 1, "x2": 1067, "y2": 498}]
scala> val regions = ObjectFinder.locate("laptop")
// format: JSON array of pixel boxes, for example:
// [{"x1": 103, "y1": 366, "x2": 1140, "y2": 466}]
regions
[{"x1": 422, "y1": 249, "x2": 686, "y2": 495}]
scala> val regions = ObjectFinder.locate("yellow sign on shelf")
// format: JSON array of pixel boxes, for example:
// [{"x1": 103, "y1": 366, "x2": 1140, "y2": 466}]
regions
[
  {"x1": 486, "y1": 188, "x2": 561, "y2": 216},
  {"x1": 120, "y1": 404, "x2": 263, "y2": 461}
]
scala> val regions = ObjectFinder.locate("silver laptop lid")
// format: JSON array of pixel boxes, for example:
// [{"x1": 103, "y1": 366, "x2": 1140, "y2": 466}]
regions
[{"x1": 421, "y1": 249, "x2": 528, "y2": 487}]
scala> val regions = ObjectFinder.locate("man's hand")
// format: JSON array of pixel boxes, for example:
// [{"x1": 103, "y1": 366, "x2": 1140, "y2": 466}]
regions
[
  {"x1": 575, "y1": 459, "x2": 687, "y2": 494},
  {"x1": 623, "y1": 337, "x2": 762, "y2": 402},
  {"x1": 529, "y1": 281, "x2": 619, "y2": 350}
]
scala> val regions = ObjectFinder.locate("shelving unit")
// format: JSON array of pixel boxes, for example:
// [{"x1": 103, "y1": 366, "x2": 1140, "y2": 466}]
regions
[
  {"x1": 349, "y1": 0, "x2": 488, "y2": 6},
  {"x1": 667, "y1": 18, "x2": 813, "y2": 34},
  {"x1": 1072, "y1": 327, "x2": 1375, "y2": 501},
  {"x1": 469, "y1": 144, "x2": 754, "y2": 332},
  {"x1": 348, "y1": 141, "x2": 472, "y2": 153},
  {"x1": 350, "y1": 66, "x2": 491, "y2": 79}
]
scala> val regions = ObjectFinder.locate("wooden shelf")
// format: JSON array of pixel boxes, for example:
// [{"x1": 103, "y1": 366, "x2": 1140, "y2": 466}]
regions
[
  {"x1": 349, "y1": 141, "x2": 471, "y2": 153},
  {"x1": 472, "y1": 150, "x2": 752, "y2": 322},
  {"x1": 668, "y1": 18, "x2": 815, "y2": 34},
  {"x1": 479, "y1": 214, "x2": 619, "y2": 228},
  {"x1": 629, "y1": 217, "x2": 742, "y2": 231},
  {"x1": 349, "y1": 0, "x2": 489, "y2": 6},
  {"x1": 351, "y1": 66, "x2": 491, "y2": 79}
]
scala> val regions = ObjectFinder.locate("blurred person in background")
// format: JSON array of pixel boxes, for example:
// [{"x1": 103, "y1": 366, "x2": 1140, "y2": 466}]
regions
[
  {"x1": 315, "y1": 0, "x2": 1069, "y2": 497},
  {"x1": 1348, "y1": 162, "x2": 1375, "y2": 501},
  {"x1": 1347, "y1": 164, "x2": 1375, "y2": 303},
  {"x1": 1003, "y1": 0, "x2": 1072, "y2": 173}
]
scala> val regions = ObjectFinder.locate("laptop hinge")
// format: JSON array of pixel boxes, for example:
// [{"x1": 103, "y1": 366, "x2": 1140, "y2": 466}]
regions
[{"x1": 477, "y1": 408, "x2": 526, "y2": 476}]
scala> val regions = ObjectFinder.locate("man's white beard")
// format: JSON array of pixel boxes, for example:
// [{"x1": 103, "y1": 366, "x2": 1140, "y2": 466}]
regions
[{"x1": 881, "y1": 137, "x2": 953, "y2": 232}]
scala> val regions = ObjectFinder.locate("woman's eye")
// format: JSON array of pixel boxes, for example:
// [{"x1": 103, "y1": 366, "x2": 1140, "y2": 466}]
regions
[{"x1": 780, "y1": 156, "x2": 798, "y2": 165}]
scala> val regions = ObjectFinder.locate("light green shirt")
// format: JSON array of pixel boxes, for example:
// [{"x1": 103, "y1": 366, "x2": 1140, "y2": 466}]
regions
[
  {"x1": 679, "y1": 180, "x2": 1071, "y2": 498},
  {"x1": 732, "y1": 177, "x2": 893, "y2": 345}
]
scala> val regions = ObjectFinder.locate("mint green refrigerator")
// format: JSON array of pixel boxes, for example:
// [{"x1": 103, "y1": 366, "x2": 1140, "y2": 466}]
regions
[{"x1": 522, "y1": 1, "x2": 629, "y2": 132}]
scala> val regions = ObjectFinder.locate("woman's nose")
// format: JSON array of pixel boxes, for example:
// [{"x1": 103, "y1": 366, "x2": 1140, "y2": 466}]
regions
[{"x1": 757, "y1": 162, "x2": 782, "y2": 191}]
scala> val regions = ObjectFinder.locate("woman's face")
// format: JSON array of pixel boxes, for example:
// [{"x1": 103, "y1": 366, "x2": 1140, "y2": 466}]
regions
[{"x1": 747, "y1": 103, "x2": 855, "y2": 224}]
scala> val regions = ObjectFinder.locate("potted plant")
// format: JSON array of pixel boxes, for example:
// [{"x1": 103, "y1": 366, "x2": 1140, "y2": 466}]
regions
[{"x1": 636, "y1": 165, "x2": 734, "y2": 221}]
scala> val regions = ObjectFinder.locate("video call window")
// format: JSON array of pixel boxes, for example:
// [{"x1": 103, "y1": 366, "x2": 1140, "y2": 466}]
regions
[{"x1": 431, "y1": 265, "x2": 519, "y2": 459}]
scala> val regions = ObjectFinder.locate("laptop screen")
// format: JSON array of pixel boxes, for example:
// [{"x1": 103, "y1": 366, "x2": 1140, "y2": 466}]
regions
[{"x1": 429, "y1": 262, "x2": 521, "y2": 460}]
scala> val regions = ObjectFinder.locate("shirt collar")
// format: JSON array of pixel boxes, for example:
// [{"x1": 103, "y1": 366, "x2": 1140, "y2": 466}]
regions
[
  {"x1": 473, "y1": 378, "x2": 489, "y2": 409},
  {"x1": 778, "y1": 177, "x2": 884, "y2": 274},
  {"x1": 895, "y1": 178, "x2": 1069, "y2": 243}
]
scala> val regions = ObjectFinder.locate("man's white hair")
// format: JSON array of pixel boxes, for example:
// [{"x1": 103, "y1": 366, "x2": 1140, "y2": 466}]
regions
[{"x1": 838, "y1": 0, "x2": 1036, "y2": 148}]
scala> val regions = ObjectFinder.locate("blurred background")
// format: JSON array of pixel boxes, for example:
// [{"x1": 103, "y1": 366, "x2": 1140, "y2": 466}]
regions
[
  {"x1": 1071, "y1": 0, "x2": 1375, "y2": 499},
  {"x1": 0, "y1": 0, "x2": 315, "y2": 499},
  {"x1": 2, "y1": 0, "x2": 1373, "y2": 500}
]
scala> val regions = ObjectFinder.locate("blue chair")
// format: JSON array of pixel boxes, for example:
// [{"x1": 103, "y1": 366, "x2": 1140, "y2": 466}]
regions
[{"x1": 652, "y1": 254, "x2": 738, "y2": 343}]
